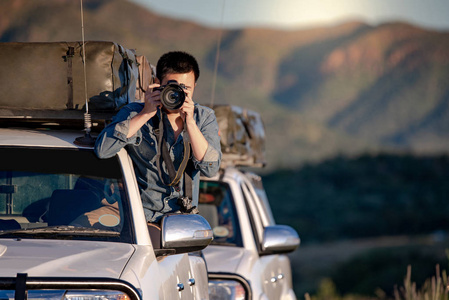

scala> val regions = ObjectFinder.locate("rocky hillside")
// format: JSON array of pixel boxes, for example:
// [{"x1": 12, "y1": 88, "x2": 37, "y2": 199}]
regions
[{"x1": 1, "y1": 0, "x2": 448, "y2": 169}]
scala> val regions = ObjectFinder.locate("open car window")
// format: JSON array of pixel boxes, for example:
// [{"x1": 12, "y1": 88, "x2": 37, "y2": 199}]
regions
[
  {"x1": 0, "y1": 147, "x2": 134, "y2": 243},
  {"x1": 198, "y1": 180, "x2": 243, "y2": 247}
]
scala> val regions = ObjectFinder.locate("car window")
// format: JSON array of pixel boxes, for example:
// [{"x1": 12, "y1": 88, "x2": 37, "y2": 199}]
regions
[
  {"x1": 0, "y1": 147, "x2": 133, "y2": 243},
  {"x1": 198, "y1": 181, "x2": 243, "y2": 247}
]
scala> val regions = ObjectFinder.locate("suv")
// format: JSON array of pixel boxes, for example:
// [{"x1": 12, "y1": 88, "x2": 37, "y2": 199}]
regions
[
  {"x1": 0, "y1": 125, "x2": 213, "y2": 300},
  {"x1": 199, "y1": 167, "x2": 300, "y2": 300}
]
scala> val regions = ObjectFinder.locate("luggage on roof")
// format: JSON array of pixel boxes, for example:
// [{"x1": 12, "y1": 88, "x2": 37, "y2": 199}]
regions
[
  {"x1": 212, "y1": 105, "x2": 266, "y2": 168},
  {"x1": 0, "y1": 41, "x2": 155, "y2": 129},
  {"x1": 0, "y1": 41, "x2": 146, "y2": 113}
]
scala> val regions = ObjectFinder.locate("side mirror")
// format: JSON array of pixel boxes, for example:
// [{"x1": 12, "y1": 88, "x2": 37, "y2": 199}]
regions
[
  {"x1": 160, "y1": 214, "x2": 213, "y2": 255},
  {"x1": 261, "y1": 225, "x2": 300, "y2": 255}
]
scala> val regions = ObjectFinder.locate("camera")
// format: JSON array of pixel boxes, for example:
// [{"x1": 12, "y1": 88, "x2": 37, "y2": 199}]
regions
[{"x1": 155, "y1": 80, "x2": 186, "y2": 110}]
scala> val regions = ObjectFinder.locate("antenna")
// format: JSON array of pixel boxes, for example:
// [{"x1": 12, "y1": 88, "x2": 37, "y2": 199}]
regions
[
  {"x1": 210, "y1": 0, "x2": 226, "y2": 107},
  {"x1": 74, "y1": 0, "x2": 95, "y2": 147},
  {"x1": 80, "y1": 0, "x2": 89, "y2": 115}
]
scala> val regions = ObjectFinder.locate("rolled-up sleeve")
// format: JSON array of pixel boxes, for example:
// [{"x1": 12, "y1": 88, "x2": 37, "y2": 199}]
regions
[
  {"x1": 94, "y1": 104, "x2": 143, "y2": 159},
  {"x1": 193, "y1": 108, "x2": 222, "y2": 177}
]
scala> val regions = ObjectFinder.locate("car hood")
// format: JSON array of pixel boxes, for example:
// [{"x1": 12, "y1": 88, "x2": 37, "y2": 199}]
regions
[
  {"x1": 0, "y1": 239, "x2": 135, "y2": 277},
  {"x1": 202, "y1": 245, "x2": 247, "y2": 273}
]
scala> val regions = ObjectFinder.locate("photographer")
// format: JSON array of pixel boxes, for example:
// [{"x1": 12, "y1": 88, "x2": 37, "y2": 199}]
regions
[{"x1": 94, "y1": 51, "x2": 222, "y2": 240}]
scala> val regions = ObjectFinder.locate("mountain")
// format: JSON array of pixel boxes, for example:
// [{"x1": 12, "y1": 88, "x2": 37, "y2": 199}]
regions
[{"x1": 1, "y1": 0, "x2": 448, "y2": 169}]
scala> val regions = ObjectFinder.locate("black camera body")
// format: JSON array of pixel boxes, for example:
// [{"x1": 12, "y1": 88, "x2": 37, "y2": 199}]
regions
[{"x1": 155, "y1": 80, "x2": 186, "y2": 110}]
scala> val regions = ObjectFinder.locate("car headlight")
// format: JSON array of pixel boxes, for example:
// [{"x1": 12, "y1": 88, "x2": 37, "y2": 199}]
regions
[
  {"x1": 0, "y1": 290, "x2": 132, "y2": 300},
  {"x1": 208, "y1": 279, "x2": 247, "y2": 300},
  {"x1": 0, "y1": 276, "x2": 141, "y2": 300},
  {"x1": 65, "y1": 290, "x2": 132, "y2": 299}
]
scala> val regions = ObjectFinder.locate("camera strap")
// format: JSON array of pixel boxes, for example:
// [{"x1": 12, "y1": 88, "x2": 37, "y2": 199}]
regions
[{"x1": 154, "y1": 112, "x2": 192, "y2": 193}]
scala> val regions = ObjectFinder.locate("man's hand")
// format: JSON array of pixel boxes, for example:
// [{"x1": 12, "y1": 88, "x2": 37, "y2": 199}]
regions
[
  {"x1": 180, "y1": 95, "x2": 209, "y2": 161},
  {"x1": 180, "y1": 94, "x2": 195, "y2": 124},
  {"x1": 142, "y1": 83, "x2": 162, "y2": 114},
  {"x1": 126, "y1": 83, "x2": 161, "y2": 138}
]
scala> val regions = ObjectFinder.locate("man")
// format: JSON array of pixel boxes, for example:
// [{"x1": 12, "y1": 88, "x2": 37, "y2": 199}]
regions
[{"x1": 94, "y1": 51, "x2": 221, "y2": 226}]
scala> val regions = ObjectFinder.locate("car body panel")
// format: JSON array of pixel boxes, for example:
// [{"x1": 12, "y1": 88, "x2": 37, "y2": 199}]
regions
[
  {"x1": 202, "y1": 245, "x2": 246, "y2": 273},
  {"x1": 0, "y1": 128, "x2": 86, "y2": 148},
  {"x1": 187, "y1": 254, "x2": 210, "y2": 300},
  {"x1": 0, "y1": 239, "x2": 134, "y2": 277}
]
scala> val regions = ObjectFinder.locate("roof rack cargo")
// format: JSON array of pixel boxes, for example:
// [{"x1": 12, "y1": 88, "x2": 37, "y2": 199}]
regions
[
  {"x1": 0, "y1": 41, "x2": 153, "y2": 130},
  {"x1": 211, "y1": 105, "x2": 266, "y2": 168}
]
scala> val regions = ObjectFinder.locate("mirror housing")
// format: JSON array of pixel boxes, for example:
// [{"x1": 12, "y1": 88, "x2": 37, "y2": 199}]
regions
[
  {"x1": 261, "y1": 225, "x2": 300, "y2": 255},
  {"x1": 160, "y1": 214, "x2": 213, "y2": 255}
]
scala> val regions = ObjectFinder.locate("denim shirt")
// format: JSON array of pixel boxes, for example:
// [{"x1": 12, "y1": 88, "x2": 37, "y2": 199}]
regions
[{"x1": 94, "y1": 102, "x2": 221, "y2": 223}]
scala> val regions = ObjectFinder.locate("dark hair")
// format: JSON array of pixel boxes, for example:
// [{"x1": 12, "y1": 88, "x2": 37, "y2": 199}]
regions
[{"x1": 156, "y1": 51, "x2": 200, "y2": 83}]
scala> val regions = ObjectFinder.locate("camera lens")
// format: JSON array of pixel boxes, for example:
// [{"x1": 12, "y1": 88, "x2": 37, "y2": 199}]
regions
[{"x1": 160, "y1": 82, "x2": 186, "y2": 110}]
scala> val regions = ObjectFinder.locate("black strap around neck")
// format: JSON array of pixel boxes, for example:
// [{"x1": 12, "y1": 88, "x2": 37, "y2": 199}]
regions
[
  {"x1": 154, "y1": 112, "x2": 192, "y2": 193},
  {"x1": 184, "y1": 159, "x2": 194, "y2": 200}
]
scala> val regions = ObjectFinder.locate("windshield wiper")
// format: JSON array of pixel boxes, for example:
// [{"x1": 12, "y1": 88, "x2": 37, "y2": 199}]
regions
[{"x1": 0, "y1": 226, "x2": 120, "y2": 238}]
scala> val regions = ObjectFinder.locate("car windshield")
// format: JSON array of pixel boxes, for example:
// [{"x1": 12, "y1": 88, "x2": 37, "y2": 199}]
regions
[
  {"x1": 198, "y1": 180, "x2": 242, "y2": 247},
  {"x1": 0, "y1": 147, "x2": 133, "y2": 243}
]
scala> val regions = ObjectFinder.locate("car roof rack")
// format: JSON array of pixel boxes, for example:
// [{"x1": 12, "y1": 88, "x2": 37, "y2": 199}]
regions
[{"x1": 0, "y1": 107, "x2": 115, "y2": 132}]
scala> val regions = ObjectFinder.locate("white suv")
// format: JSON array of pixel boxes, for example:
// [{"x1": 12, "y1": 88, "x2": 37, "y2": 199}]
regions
[
  {"x1": 199, "y1": 167, "x2": 300, "y2": 300},
  {"x1": 0, "y1": 126, "x2": 212, "y2": 300}
]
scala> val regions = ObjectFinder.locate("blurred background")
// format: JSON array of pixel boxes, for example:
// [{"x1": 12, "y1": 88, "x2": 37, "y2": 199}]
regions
[{"x1": 1, "y1": 0, "x2": 449, "y2": 298}]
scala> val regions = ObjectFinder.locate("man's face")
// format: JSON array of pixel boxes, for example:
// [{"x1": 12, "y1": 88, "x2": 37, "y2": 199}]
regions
[{"x1": 161, "y1": 71, "x2": 196, "y2": 101}]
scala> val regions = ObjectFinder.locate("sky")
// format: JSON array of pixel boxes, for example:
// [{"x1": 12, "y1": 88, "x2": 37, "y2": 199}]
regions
[{"x1": 131, "y1": 0, "x2": 449, "y2": 30}]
